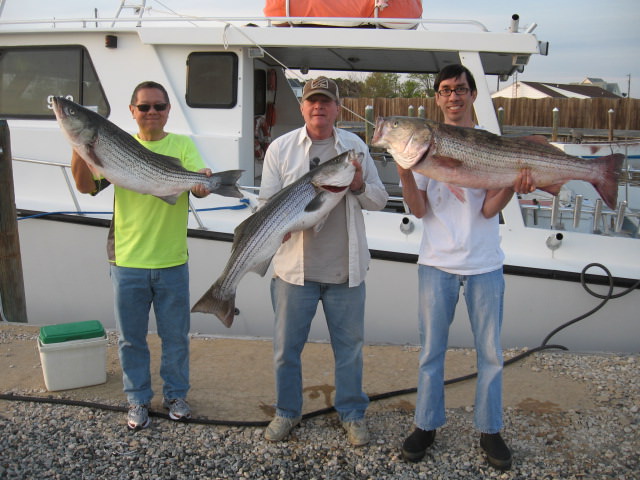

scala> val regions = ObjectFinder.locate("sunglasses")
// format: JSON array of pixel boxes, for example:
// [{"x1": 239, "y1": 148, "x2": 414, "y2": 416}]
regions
[{"x1": 134, "y1": 103, "x2": 168, "y2": 112}]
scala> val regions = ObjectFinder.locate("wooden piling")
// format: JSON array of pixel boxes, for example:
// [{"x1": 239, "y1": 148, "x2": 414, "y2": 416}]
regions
[
  {"x1": 364, "y1": 105, "x2": 374, "y2": 145},
  {"x1": 0, "y1": 120, "x2": 28, "y2": 323},
  {"x1": 608, "y1": 109, "x2": 615, "y2": 142}
]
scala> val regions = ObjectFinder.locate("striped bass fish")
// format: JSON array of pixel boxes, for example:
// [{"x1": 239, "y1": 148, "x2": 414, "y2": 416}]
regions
[
  {"x1": 371, "y1": 116, "x2": 624, "y2": 209},
  {"x1": 191, "y1": 150, "x2": 359, "y2": 327},
  {"x1": 52, "y1": 96, "x2": 243, "y2": 204}
]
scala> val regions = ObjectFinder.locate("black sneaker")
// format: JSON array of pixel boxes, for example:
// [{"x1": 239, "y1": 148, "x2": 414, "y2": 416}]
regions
[
  {"x1": 401, "y1": 428, "x2": 436, "y2": 462},
  {"x1": 480, "y1": 433, "x2": 512, "y2": 470}
]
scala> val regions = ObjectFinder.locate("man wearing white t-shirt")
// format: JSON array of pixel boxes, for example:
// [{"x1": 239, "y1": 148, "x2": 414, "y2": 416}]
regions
[{"x1": 397, "y1": 64, "x2": 536, "y2": 470}]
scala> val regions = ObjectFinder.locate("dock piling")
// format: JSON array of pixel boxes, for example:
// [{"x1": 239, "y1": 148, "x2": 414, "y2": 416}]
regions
[{"x1": 0, "y1": 120, "x2": 28, "y2": 323}]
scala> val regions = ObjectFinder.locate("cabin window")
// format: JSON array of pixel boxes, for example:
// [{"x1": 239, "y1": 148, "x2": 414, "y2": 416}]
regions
[
  {"x1": 0, "y1": 46, "x2": 109, "y2": 119},
  {"x1": 186, "y1": 52, "x2": 238, "y2": 108}
]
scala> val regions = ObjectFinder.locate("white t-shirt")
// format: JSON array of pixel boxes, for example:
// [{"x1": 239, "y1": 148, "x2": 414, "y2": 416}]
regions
[{"x1": 414, "y1": 173, "x2": 504, "y2": 275}]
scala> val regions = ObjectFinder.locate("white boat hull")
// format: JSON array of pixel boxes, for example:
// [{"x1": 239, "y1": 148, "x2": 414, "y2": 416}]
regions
[{"x1": 17, "y1": 213, "x2": 639, "y2": 353}]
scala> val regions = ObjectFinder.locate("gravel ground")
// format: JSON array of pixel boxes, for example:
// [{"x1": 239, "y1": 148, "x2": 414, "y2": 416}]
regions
[{"x1": 1, "y1": 330, "x2": 638, "y2": 479}]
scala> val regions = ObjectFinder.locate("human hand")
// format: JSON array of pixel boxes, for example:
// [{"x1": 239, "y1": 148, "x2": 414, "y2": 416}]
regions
[
  {"x1": 513, "y1": 168, "x2": 536, "y2": 194},
  {"x1": 350, "y1": 158, "x2": 364, "y2": 193},
  {"x1": 192, "y1": 168, "x2": 213, "y2": 197}
]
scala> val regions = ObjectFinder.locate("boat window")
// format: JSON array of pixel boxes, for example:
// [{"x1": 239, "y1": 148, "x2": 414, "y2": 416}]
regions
[
  {"x1": 0, "y1": 46, "x2": 109, "y2": 119},
  {"x1": 186, "y1": 52, "x2": 238, "y2": 108}
]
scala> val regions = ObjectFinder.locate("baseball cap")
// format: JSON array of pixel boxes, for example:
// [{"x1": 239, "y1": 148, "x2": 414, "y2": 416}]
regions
[{"x1": 301, "y1": 76, "x2": 340, "y2": 102}]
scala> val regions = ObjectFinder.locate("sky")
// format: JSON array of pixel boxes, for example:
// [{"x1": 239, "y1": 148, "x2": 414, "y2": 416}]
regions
[{"x1": 3, "y1": 0, "x2": 639, "y2": 97}]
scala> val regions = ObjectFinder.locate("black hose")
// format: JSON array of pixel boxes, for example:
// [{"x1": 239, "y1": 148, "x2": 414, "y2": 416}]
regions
[
  {"x1": 1, "y1": 263, "x2": 637, "y2": 427},
  {"x1": 542, "y1": 263, "x2": 640, "y2": 346}
]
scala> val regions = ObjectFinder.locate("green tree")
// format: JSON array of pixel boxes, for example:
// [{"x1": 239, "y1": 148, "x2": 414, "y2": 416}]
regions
[
  {"x1": 334, "y1": 78, "x2": 362, "y2": 98},
  {"x1": 399, "y1": 79, "x2": 422, "y2": 98},
  {"x1": 360, "y1": 72, "x2": 401, "y2": 97},
  {"x1": 407, "y1": 73, "x2": 435, "y2": 97}
]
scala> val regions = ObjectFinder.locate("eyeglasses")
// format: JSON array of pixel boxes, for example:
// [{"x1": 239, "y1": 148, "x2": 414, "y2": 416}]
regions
[
  {"x1": 436, "y1": 87, "x2": 470, "y2": 97},
  {"x1": 134, "y1": 103, "x2": 168, "y2": 112}
]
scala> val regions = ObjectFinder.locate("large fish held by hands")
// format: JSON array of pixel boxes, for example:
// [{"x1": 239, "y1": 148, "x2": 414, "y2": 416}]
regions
[
  {"x1": 191, "y1": 150, "x2": 359, "y2": 327},
  {"x1": 371, "y1": 116, "x2": 624, "y2": 209},
  {"x1": 52, "y1": 96, "x2": 244, "y2": 204}
]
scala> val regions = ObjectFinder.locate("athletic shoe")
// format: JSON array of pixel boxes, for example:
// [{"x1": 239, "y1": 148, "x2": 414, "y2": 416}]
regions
[
  {"x1": 342, "y1": 419, "x2": 370, "y2": 446},
  {"x1": 264, "y1": 415, "x2": 301, "y2": 441},
  {"x1": 163, "y1": 398, "x2": 192, "y2": 421},
  {"x1": 127, "y1": 404, "x2": 151, "y2": 431}
]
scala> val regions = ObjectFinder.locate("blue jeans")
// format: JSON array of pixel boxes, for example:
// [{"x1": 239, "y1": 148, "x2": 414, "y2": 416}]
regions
[
  {"x1": 270, "y1": 277, "x2": 369, "y2": 422},
  {"x1": 110, "y1": 263, "x2": 191, "y2": 405},
  {"x1": 415, "y1": 265, "x2": 504, "y2": 433}
]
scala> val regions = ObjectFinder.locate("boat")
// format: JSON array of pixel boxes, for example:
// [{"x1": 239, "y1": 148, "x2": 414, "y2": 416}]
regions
[{"x1": 1, "y1": 1, "x2": 638, "y2": 353}]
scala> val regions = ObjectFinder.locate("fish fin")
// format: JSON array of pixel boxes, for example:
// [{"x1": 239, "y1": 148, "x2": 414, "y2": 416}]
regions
[
  {"x1": 592, "y1": 153, "x2": 625, "y2": 209},
  {"x1": 155, "y1": 194, "x2": 179, "y2": 205},
  {"x1": 432, "y1": 155, "x2": 464, "y2": 169},
  {"x1": 207, "y1": 169, "x2": 245, "y2": 198},
  {"x1": 249, "y1": 257, "x2": 273, "y2": 277},
  {"x1": 446, "y1": 184, "x2": 466, "y2": 202},
  {"x1": 76, "y1": 145, "x2": 104, "y2": 169},
  {"x1": 304, "y1": 193, "x2": 325, "y2": 213},
  {"x1": 539, "y1": 184, "x2": 563, "y2": 197},
  {"x1": 191, "y1": 284, "x2": 235, "y2": 327}
]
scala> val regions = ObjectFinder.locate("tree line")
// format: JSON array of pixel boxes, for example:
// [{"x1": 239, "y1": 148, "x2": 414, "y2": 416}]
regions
[{"x1": 333, "y1": 73, "x2": 437, "y2": 98}]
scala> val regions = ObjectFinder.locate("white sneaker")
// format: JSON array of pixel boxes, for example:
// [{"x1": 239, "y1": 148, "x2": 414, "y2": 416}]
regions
[
  {"x1": 163, "y1": 398, "x2": 192, "y2": 421},
  {"x1": 127, "y1": 404, "x2": 151, "y2": 431},
  {"x1": 264, "y1": 415, "x2": 301, "y2": 441},
  {"x1": 342, "y1": 419, "x2": 370, "y2": 446}
]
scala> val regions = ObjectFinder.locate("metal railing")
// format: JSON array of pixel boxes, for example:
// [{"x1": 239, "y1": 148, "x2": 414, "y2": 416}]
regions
[
  {"x1": 12, "y1": 156, "x2": 212, "y2": 228},
  {"x1": 519, "y1": 194, "x2": 640, "y2": 237}
]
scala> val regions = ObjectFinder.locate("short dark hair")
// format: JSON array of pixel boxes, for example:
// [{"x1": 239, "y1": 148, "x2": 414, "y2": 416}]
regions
[
  {"x1": 434, "y1": 64, "x2": 477, "y2": 93},
  {"x1": 130, "y1": 81, "x2": 170, "y2": 105}
]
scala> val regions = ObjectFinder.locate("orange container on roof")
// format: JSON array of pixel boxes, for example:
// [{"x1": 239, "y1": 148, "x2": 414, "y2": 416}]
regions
[{"x1": 263, "y1": 0, "x2": 423, "y2": 28}]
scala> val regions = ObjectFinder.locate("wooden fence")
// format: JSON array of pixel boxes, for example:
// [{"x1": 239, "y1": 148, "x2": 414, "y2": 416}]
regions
[{"x1": 339, "y1": 97, "x2": 640, "y2": 131}]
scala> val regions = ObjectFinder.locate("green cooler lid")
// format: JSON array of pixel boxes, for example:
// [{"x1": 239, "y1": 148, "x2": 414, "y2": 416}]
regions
[{"x1": 39, "y1": 320, "x2": 105, "y2": 344}]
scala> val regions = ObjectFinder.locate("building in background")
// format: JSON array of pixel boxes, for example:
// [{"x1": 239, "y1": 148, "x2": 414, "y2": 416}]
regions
[{"x1": 492, "y1": 79, "x2": 622, "y2": 99}]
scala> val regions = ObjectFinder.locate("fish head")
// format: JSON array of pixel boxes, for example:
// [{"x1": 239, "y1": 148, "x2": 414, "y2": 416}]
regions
[
  {"x1": 371, "y1": 116, "x2": 433, "y2": 169},
  {"x1": 309, "y1": 150, "x2": 358, "y2": 193},
  {"x1": 51, "y1": 96, "x2": 99, "y2": 147}
]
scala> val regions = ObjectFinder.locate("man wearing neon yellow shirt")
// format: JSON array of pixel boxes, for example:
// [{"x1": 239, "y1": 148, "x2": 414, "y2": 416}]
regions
[{"x1": 71, "y1": 81, "x2": 213, "y2": 430}]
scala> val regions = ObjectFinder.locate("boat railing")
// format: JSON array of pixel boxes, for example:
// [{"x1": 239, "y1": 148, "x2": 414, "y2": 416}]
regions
[
  {"x1": 0, "y1": 13, "x2": 490, "y2": 32},
  {"x1": 14, "y1": 156, "x2": 638, "y2": 237},
  {"x1": 12, "y1": 156, "x2": 208, "y2": 227},
  {"x1": 519, "y1": 190, "x2": 640, "y2": 238}
]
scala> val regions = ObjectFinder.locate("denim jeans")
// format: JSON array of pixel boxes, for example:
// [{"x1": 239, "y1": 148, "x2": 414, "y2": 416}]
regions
[
  {"x1": 415, "y1": 265, "x2": 504, "y2": 433},
  {"x1": 270, "y1": 277, "x2": 369, "y2": 422},
  {"x1": 110, "y1": 263, "x2": 191, "y2": 405}
]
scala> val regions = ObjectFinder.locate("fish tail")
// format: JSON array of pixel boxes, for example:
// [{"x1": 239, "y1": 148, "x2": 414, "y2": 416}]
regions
[
  {"x1": 592, "y1": 153, "x2": 625, "y2": 209},
  {"x1": 208, "y1": 169, "x2": 245, "y2": 198},
  {"x1": 191, "y1": 283, "x2": 236, "y2": 327}
]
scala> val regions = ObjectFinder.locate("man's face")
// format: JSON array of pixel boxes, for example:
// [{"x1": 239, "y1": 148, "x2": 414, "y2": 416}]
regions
[
  {"x1": 435, "y1": 73, "x2": 477, "y2": 126},
  {"x1": 129, "y1": 87, "x2": 170, "y2": 133},
  {"x1": 300, "y1": 94, "x2": 340, "y2": 134}
]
